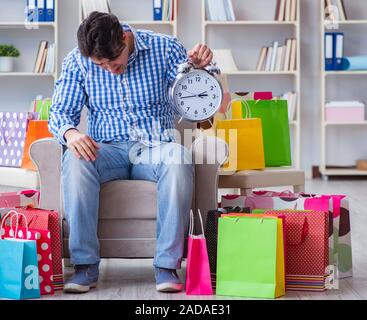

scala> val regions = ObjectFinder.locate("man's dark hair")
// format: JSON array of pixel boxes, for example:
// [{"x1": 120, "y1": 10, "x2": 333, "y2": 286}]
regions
[{"x1": 77, "y1": 12, "x2": 125, "y2": 60}]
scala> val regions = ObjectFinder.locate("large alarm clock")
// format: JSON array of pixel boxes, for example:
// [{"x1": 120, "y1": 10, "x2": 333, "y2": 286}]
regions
[{"x1": 169, "y1": 61, "x2": 223, "y2": 122}]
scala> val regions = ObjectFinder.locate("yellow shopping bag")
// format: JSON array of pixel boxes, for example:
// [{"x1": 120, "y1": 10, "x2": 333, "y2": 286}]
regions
[{"x1": 216, "y1": 99, "x2": 265, "y2": 171}]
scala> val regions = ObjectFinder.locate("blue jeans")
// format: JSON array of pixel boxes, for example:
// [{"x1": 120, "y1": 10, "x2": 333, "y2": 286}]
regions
[{"x1": 61, "y1": 141, "x2": 194, "y2": 270}]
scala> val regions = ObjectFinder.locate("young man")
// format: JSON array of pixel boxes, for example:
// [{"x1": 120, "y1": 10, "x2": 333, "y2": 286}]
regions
[{"x1": 48, "y1": 12, "x2": 213, "y2": 293}]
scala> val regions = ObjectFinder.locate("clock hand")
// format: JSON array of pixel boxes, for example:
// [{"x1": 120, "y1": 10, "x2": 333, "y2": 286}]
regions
[
  {"x1": 184, "y1": 90, "x2": 197, "y2": 96},
  {"x1": 180, "y1": 95, "x2": 197, "y2": 99},
  {"x1": 198, "y1": 93, "x2": 209, "y2": 99}
]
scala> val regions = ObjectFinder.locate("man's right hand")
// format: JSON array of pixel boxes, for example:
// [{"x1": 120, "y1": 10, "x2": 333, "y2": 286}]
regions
[{"x1": 64, "y1": 129, "x2": 100, "y2": 162}]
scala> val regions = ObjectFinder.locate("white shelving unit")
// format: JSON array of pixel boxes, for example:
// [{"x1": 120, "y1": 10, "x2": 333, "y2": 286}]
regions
[
  {"x1": 320, "y1": 0, "x2": 367, "y2": 178},
  {"x1": 79, "y1": 0, "x2": 178, "y2": 37},
  {"x1": 201, "y1": 0, "x2": 301, "y2": 169},
  {"x1": 0, "y1": 0, "x2": 59, "y2": 188}
]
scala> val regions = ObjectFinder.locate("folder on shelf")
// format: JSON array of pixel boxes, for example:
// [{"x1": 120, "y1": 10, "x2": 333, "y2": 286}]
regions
[
  {"x1": 334, "y1": 32, "x2": 344, "y2": 71},
  {"x1": 276, "y1": 0, "x2": 286, "y2": 21},
  {"x1": 325, "y1": 33, "x2": 334, "y2": 71},
  {"x1": 283, "y1": 39, "x2": 292, "y2": 71},
  {"x1": 26, "y1": 0, "x2": 38, "y2": 22},
  {"x1": 38, "y1": 0, "x2": 46, "y2": 22},
  {"x1": 45, "y1": 0, "x2": 54, "y2": 22},
  {"x1": 256, "y1": 47, "x2": 268, "y2": 71},
  {"x1": 270, "y1": 42, "x2": 279, "y2": 72},
  {"x1": 153, "y1": 0, "x2": 163, "y2": 21}
]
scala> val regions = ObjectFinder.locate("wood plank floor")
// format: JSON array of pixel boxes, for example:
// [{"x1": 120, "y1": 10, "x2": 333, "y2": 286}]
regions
[{"x1": 1, "y1": 178, "x2": 366, "y2": 300}]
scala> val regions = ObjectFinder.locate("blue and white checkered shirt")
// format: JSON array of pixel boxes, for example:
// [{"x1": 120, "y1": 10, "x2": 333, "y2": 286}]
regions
[{"x1": 48, "y1": 24, "x2": 187, "y2": 146}]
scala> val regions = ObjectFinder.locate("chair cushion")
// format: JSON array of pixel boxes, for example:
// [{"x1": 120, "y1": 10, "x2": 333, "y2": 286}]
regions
[
  {"x1": 99, "y1": 180, "x2": 157, "y2": 219},
  {"x1": 218, "y1": 168, "x2": 305, "y2": 189}
]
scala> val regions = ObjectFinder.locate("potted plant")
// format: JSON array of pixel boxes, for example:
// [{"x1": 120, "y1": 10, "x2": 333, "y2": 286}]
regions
[{"x1": 0, "y1": 44, "x2": 20, "y2": 72}]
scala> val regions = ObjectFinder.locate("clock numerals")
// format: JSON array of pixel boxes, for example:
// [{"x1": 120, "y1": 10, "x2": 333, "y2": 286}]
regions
[
  {"x1": 181, "y1": 101, "x2": 185, "y2": 106},
  {"x1": 212, "y1": 94, "x2": 217, "y2": 99},
  {"x1": 188, "y1": 79, "x2": 193, "y2": 84},
  {"x1": 186, "y1": 107, "x2": 190, "y2": 112},
  {"x1": 196, "y1": 77, "x2": 201, "y2": 82},
  {"x1": 203, "y1": 108, "x2": 207, "y2": 113},
  {"x1": 182, "y1": 85, "x2": 188, "y2": 90},
  {"x1": 210, "y1": 86, "x2": 214, "y2": 91}
]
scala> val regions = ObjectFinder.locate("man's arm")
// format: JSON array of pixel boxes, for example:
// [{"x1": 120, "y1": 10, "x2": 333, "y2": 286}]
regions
[{"x1": 48, "y1": 52, "x2": 99, "y2": 161}]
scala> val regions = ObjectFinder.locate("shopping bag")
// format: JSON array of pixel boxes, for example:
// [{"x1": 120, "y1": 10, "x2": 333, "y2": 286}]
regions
[
  {"x1": 216, "y1": 101, "x2": 265, "y2": 171},
  {"x1": 185, "y1": 210, "x2": 213, "y2": 295},
  {"x1": 0, "y1": 211, "x2": 40, "y2": 300},
  {"x1": 1, "y1": 209, "x2": 54, "y2": 295},
  {"x1": 33, "y1": 99, "x2": 51, "y2": 120},
  {"x1": 245, "y1": 99, "x2": 291, "y2": 167},
  {"x1": 250, "y1": 191, "x2": 353, "y2": 279},
  {"x1": 11, "y1": 207, "x2": 64, "y2": 290},
  {"x1": 0, "y1": 189, "x2": 40, "y2": 208},
  {"x1": 0, "y1": 112, "x2": 38, "y2": 168},
  {"x1": 262, "y1": 210, "x2": 329, "y2": 291},
  {"x1": 21, "y1": 120, "x2": 53, "y2": 171},
  {"x1": 216, "y1": 215, "x2": 285, "y2": 298},
  {"x1": 205, "y1": 206, "x2": 250, "y2": 289}
]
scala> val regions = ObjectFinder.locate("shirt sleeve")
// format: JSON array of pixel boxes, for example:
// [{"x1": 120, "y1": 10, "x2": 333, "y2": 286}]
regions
[
  {"x1": 48, "y1": 51, "x2": 87, "y2": 145},
  {"x1": 166, "y1": 38, "x2": 188, "y2": 86}
]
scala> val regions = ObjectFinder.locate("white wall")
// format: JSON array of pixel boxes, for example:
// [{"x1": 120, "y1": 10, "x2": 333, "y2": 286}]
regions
[{"x1": 2, "y1": 0, "x2": 367, "y2": 176}]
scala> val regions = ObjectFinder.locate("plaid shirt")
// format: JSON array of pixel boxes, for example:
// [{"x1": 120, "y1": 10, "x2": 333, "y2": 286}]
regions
[{"x1": 48, "y1": 24, "x2": 187, "y2": 146}]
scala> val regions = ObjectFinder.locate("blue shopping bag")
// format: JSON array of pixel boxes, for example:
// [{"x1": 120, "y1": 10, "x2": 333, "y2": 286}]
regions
[{"x1": 0, "y1": 211, "x2": 40, "y2": 300}]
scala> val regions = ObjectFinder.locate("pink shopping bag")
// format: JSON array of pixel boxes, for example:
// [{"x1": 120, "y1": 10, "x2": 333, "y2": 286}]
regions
[{"x1": 185, "y1": 210, "x2": 213, "y2": 295}]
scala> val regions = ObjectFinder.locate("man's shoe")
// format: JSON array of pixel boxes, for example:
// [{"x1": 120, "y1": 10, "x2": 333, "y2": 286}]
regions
[
  {"x1": 155, "y1": 267, "x2": 183, "y2": 292},
  {"x1": 63, "y1": 262, "x2": 99, "y2": 293}
]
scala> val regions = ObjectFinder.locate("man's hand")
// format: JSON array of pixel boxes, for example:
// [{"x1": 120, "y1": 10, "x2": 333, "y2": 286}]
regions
[
  {"x1": 64, "y1": 129, "x2": 100, "y2": 162},
  {"x1": 188, "y1": 44, "x2": 213, "y2": 69}
]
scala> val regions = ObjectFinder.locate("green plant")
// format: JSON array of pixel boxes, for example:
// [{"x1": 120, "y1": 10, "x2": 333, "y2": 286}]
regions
[{"x1": 0, "y1": 44, "x2": 20, "y2": 57}]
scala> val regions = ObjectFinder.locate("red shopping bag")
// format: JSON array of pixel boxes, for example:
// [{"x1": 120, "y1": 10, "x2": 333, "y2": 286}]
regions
[
  {"x1": 264, "y1": 210, "x2": 329, "y2": 291},
  {"x1": 1, "y1": 210, "x2": 54, "y2": 295},
  {"x1": 13, "y1": 207, "x2": 63, "y2": 290},
  {"x1": 185, "y1": 210, "x2": 213, "y2": 295}
]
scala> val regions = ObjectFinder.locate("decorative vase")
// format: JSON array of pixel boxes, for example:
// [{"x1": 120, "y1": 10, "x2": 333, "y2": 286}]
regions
[{"x1": 0, "y1": 57, "x2": 15, "y2": 72}]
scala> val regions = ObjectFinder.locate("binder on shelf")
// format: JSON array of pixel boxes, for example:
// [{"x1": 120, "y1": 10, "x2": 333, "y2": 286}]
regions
[
  {"x1": 334, "y1": 32, "x2": 344, "y2": 70},
  {"x1": 325, "y1": 33, "x2": 334, "y2": 71},
  {"x1": 38, "y1": 0, "x2": 46, "y2": 22},
  {"x1": 270, "y1": 41, "x2": 279, "y2": 72},
  {"x1": 27, "y1": 0, "x2": 38, "y2": 22},
  {"x1": 277, "y1": 0, "x2": 286, "y2": 21},
  {"x1": 256, "y1": 47, "x2": 267, "y2": 71},
  {"x1": 153, "y1": 0, "x2": 163, "y2": 21},
  {"x1": 45, "y1": 0, "x2": 55, "y2": 22}
]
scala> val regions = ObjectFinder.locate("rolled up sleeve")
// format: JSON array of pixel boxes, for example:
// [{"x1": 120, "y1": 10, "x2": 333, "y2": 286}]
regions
[{"x1": 48, "y1": 51, "x2": 87, "y2": 145}]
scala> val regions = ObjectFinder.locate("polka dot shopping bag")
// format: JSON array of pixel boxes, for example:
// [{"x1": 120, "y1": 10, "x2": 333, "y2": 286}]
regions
[
  {"x1": 1, "y1": 209, "x2": 54, "y2": 295},
  {"x1": 0, "y1": 112, "x2": 38, "y2": 168}
]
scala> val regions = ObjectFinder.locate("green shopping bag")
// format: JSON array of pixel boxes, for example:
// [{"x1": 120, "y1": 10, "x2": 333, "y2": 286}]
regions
[
  {"x1": 34, "y1": 99, "x2": 51, "y2": 120},
  {"x1": 243, "y1": 99, "x2": 292, "y2": 167},
  {"x1": 216, "y1": 215, "x2": 285, "y2": 299}
]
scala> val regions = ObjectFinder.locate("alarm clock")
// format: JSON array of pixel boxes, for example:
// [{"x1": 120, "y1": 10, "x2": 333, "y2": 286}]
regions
[{"x1": 169, "y1": 61, "x2": 223, "y2": 122}]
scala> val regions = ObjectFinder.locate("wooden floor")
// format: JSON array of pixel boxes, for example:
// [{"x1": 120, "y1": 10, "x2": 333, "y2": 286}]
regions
[{"x1": 1, "y1": 178, "x2": 367, "y2": 300}]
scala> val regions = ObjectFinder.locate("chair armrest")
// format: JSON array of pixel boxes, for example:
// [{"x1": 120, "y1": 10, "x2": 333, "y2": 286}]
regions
[
  {"x1": 191, "y1": 136, "x2": 228, "y2": 230},
  {"x1": 29, "y1": 138, "x2": 63, "y2": 213}
]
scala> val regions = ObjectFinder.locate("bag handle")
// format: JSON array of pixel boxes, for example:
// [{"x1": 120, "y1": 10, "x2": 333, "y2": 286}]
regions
[
  {"x1": 38, "y1": 99, "x2": 51, "y2": 119},
  {"x1": 0, "y1": 210, "x2": 31, "y2": 240},
  {"x1": 287, "y1": 216, "x2": 309, "y2": 246},
  {"x1": 225, "y1": 98, "x2": 252, "y2": 120},
  {"x1": 189, "y1": 209, "x2": 205, "y2": 237}
]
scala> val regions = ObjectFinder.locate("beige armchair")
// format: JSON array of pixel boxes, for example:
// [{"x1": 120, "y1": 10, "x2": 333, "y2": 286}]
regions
[{"x1": 29, "y1": 114, "x2": 227, "y2": 259}]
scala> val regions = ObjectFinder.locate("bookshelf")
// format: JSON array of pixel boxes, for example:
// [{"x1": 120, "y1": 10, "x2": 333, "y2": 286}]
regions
[
  {"x1": 320, "y1": 0, "x2": 367, "y2": 178},
  {"x1": 201, "y1": 0, "x2": 301, "y2": 169},
  {"x1": 0, "y1": 0, "x2": 58, "y2": 188},
  {"x1": 79, "y1": 0, "x2": 178, "y2": 37}
]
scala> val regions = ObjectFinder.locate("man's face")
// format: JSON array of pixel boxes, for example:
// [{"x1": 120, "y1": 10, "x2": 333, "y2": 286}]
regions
[{"x1": 91, "y1": 35, "x2": 129, "y2": 75}]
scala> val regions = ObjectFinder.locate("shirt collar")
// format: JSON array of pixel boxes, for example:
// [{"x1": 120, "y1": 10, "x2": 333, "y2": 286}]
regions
[{"x1": 122, "y1": 23, "x2": 151, "y2": 53}]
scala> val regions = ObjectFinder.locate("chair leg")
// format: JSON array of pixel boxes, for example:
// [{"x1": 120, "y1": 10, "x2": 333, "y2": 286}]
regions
[
  {"x1": 293, "y1": 185, "x2": 305, "y2": 193},
  {"x1": 240, "y1": 188, "x2": 253, "y2": 196}
]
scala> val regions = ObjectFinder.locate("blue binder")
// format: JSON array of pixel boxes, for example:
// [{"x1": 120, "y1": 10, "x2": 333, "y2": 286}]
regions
[
  {"x1": 45, "y1": 0, "x2": 54, "y2": 22},
  {"x1": 334, "y1": 32, "x2": 344, "y2": 71},
  {"x1": 38, "y1": 0, "x2": 46, "y2": 22},
  {"x1": 26, "y1": 0, "x2": 38, "y2": 22},
  {"x1": 153, "y1": 0, "x2": 162, "y2": 21},
  {"x1": 325, "y1": 32, "x2": 334, "y2": 71}
]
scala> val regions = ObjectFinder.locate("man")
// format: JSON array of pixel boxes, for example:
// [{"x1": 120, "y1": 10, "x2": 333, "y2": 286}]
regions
[{"x1": 48, "y1": 12, "x2": 213, "y2": 294}]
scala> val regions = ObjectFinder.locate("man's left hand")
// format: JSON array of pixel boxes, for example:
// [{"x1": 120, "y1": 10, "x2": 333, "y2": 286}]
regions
[{"x1": 188, "y1": 44, "x2": 213, "y2": 69}]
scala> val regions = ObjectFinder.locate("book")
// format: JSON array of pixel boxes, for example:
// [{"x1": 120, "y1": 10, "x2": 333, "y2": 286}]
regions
[
  {"x1": 275, "y1": 46, "x2": 284, "y2": 71},
  {"x1": 283, "y1": 39, "x2": 292, "y2": 71},
  {"x1": 324, "y1": 33, "x2": 334, "y2": 70},
  {"x1": 289, "y1": 39, "x2": 297, "y2": 71},
  {"x1": 256, "y1": 47, "x2": 268, "y2": 71},
  {"x1": 212, "y1": 49, "x2": 238, "y2": 73},
  {"x1": 277, "y1": 0, "x2": 286, "y2": 21},
  {"x1": 336, "y1": 0, "x2": 347, "y2": 21},
  {"x1": 265, "y1": 47, "x2": 273, "y2": 72},
  {"x1": 39, "y1": 46, "x2": 48, "y2": 73},
  {"x1": 223, "y1": 0, "x2": 236, "y2": 21},
  {"x1": 285, "y1": 0, "x2": 291, "y2": 21},
  {"x1": 33, "y1": 41, "x2": 48, "y2": 73},
  {"x1": 290, "y1": 0, "x2": 297, "y2": 21},
  {"x1": 270, "y1": 41, "x2": 279, "y2": 71},
  {"x1": 334, "y1": 32, "x2": 344, "y2": 70}
]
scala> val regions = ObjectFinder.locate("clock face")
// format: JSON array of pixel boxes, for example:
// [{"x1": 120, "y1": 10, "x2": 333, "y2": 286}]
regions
[{"x1": 172, "y1": 70, "x2": 222, "y2": 121}]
